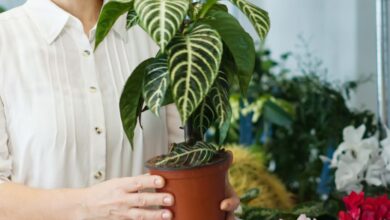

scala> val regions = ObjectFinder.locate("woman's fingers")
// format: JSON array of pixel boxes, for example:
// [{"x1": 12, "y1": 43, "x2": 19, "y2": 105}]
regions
[
  {"x1": 119, "y1": 175, "x2": 165, "y2": 192},
  {"x1": 113, "y1": 208, "x2": 173, "y2": 220},
  {"x1": 127, "y1": 193, "x2": 174, "y2": 207},
  {"x1": 227, "y1": 212, "x2": 236, "y2": 220},
  {"x1": 220, "y1": 184, "x2": 240, "y2": 212}
]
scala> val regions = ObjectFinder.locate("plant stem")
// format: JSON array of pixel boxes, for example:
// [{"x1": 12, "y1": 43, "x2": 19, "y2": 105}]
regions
[
  {"x1": 198, "y1": 0, "x2": 218, "y2": 19},
  {"x1": 184, "y1": 116, "x2": 203, "y2": 145}
]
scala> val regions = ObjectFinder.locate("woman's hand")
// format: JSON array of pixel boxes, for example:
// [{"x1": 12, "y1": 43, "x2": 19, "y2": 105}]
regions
[
  {"x1": 220, "y1": 181, "x2": 240, "y2": 220},
  {"x1": 79, "y1": 175, "x2": 174, "y2": 220}
]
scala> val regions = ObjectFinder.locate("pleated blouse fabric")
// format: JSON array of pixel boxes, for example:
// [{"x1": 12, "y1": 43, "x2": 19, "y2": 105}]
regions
[{"x1": 0, "y1": 0, "x2": 183, "y2": 189}]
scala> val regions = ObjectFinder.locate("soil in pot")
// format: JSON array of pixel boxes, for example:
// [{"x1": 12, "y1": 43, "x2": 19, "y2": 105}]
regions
[{"x1": 146, "y1": 151, "x2": 233, "y2": 220}]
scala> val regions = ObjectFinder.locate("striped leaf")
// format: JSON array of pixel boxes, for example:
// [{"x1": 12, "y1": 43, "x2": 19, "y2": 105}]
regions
[
  {"x1": 143, "y1": 57, "x2": 169, "y2": 116},
  {"x1": 95, "y1": 0, "x2": 134, "y2": 49},
  {"x1": 193, "y1": 96, "x2": 215, "y2": 136},
  {"x1": 229, "y1": 0, "x2": 270, "y2": 40},
  {"x1": 193, "y1": 70, "x2": 231, "y2": 143},
  {"x1": 134, "y1": 0, "x2": 189, "y2": 52},
  {"x1": 210, "y1": 71, "x2": 232, "y2": 143},
  {"x1": 155, "y1": 141, "x2": 218, "y2": 167},
  {"x1": 169, "y1": 23, "x2": 223, "y2": 123},
  {"x1": 126, "y1": 9, "x2": 139, "y2": 30}
]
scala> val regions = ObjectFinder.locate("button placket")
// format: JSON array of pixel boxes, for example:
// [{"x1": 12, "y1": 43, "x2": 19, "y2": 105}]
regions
[{"x1": 79, "y1": 38, "x2": 107, "y2": 184}]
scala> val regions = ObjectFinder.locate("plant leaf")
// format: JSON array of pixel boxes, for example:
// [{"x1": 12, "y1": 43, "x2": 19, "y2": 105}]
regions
[
  {"x1": 192, "y1": 70, "x2": 231, "y2": 143},
  {"x1": 155, "y1": 141, "x2": 218, "y2": 167},
  {"x1": 120, "y1": 58, "x2": 154, "y2": 147},
  {"x1": 134, "y1": 0, "x2": 190, "y2": 52},
  {"x1": 95, "y1": 0, "x2": 134, "y2": 49},
  {"x1": 193, "y1": 96, "x2": 215, "y2": 136},
  {"x1": 229, "y1": 0, "x2": 270, "y2": 40},
  {"x1": 169, "y1": 23, "x2": 223, "y2": 123},
  {"x1": 203, "y1": 10, "x2": 255, "y2": 96},
  {"x1": 143, "y1": 57, "x2": 169, "y2": 116},
  {"x1": 263, "y1": 100, "x2": 293, "y2": 127},
  {"x1": 126, "y1": 9, "x2": 138, "y2": 30},
  {"x1": 212, "y1": 70, "x2": 232, "y2": 143},
  {"x1": 240, "y1": 188, "x2": 260, "y2": 204}
]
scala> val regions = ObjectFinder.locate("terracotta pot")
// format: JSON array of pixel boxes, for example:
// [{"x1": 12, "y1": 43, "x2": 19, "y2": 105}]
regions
[{"x1": 148, "y1": 151, "x2": 233, "y2": 220}]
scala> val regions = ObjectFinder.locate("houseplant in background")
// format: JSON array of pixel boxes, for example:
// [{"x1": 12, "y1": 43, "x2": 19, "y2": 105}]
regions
[
  {"x1": 218, "y1": 47, "x2": 377, "y2": 203},
  {"x1": 95, "y1": 0, "x2": 270, "y2": 219}
]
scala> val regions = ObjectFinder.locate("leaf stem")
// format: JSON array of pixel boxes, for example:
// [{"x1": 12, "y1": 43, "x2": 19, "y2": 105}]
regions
[
  {"x1": 198, "y1": 0, "x2": 218, "y2": 19},
  {"x1": 184, "y1": 115, "x2": 203, "y2": 145}
]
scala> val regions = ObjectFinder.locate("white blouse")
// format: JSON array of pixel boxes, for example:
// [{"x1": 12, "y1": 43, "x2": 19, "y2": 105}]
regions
[{"x1": 0, "y1": 0, "x2": 183, "y2": 189}]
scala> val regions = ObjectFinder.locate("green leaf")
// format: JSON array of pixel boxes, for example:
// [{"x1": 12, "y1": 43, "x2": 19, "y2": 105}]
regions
[
  {"x1": 192, "y1": 70, "x2": 230, "y2": 140},
  {"x1": 211, "y1": 71, "x2": 232, "y2": 143},
  {"x1": 143, "y1": 57, "x2": 169, "y2": 116},
  {"x1": 120, "y1": 58, "x2": 154, "y2": 147},
  {"x1": 134, "y1": 0, "x2": 190, "y2": 52},
  {"x1": 126, "y1": 9, "x2": 138, "y2": 30},
  {"x1": 95, "y1": 0, "x2": 134, "y2": 49},
  {"x1": 263, "y1": 100, "x2": 293, "y2": 127},
  {"x1": 155, "y1": 141, "x2": 218, "y2": 167},
  {"x1": 203, "y1": 10, "x2": 255, "y2": 96},
  {"x1": 240, "y1": 188, "x2": 260, "y2": 204},
  {"x1": 193, "y1": 96, "x2": 215, "y2": 136},
  {"x1": 169, "y1": 23, "x2": 223, "y2": 123},
  {"x1": 198, "y1": 0, "x2": 218, "y2": 18},
  {"x1": 229, "y1": 0, "x2": 270, "y2": 40},
  {"x1": 161, "y1": 87, "x2": 174, "y2": 106}
]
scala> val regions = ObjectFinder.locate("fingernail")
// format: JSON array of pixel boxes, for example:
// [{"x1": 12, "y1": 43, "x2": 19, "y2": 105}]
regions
[
  {"x1": 162, "y1": 211, "x2": 172, "y2": 219},
  {"x1": 163, "y1": 196, "x2": 173, "y2": 205},
  {"x1": 155, "y1": 178, "x2": 163, "y2": 186}
]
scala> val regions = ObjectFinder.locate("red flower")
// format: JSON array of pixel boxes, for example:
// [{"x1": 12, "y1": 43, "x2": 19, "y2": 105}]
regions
[
  {"x1": 339, "y1": 211, "x2": 353, "y2": 220},
  {"x1": 343, "y1": 192, "x2": 365, "y2": 211},
  {"x1": 339, "y1": 192, "x2": 390, "y2": 220}
]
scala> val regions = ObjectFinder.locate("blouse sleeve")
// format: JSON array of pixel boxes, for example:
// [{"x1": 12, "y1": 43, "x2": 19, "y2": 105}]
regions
[
  {"x1": 165, "y1": 104, "x2": 185, "y2": 144},
  {"x1": 0, "y1": 97, "x2": 12, "y2": 184}
]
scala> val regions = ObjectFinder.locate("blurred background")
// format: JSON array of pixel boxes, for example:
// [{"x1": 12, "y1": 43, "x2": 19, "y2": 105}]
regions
[
  {"x1": 1, "y1": 0, "x2": 377, "y2": 112},
  {"x1": 0, "y1": 0, "x2": 384, "y2": 218}
]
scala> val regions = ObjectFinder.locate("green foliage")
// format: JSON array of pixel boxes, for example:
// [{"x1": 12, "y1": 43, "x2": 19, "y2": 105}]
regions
[
  {"x1": 134, "y1": 0, "x2": 189, "y2": 53},
  {"x1": 229, "y1": 0, "x2": 270, "y2": 40},
  {"x1": 222, "y1": 48, "x2": 377, "y2": 202},
  {"x1": 169, "y1": 23, "x2": 223, "y2": 123},
  {"x1": 95, "y1": 0, "x2": 134, "y2": 49},
  {"x1": 0, "y1": 6, "x2": 4, "y2": 13},
  {"x1": 203, "y1": 9, "x2": 256, "y2": 96},
  {"x1": 126, "y1": 9, "x2": 138, "y2": 30},
  {"x1": 96, "y1": 0, "x2": 270, "y2": 168},
  {"x1": 238, "y1": 190, "x2": 337, "y2": 220},
  {"x1": 120, "y1": 58, "x2": 154, "y2": 147},
  {"x1": 143, "y1": 57, "x2": 169, "y2": 116},
  {"x1": 155, "y1": 141, "x2": 219, "y2": 168}
]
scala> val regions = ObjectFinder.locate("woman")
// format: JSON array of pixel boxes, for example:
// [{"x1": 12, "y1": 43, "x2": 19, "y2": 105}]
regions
[{"x1": 0, "y1": 0, "x2": 240, "y2": 219}]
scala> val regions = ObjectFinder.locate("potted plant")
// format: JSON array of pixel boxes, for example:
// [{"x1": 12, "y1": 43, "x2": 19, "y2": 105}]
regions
[{"x1": 95, "y1": 0, "x2": 270, "y2": 219}]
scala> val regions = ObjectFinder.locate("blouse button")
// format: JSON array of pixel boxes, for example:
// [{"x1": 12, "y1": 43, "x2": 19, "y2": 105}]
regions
[
  {"x1": 94, "y1": 171, "x2": 104, "y2": 180},
  {"x1": 95, "y1": 127, "x2": 103, "y2": 135},
  {"x1": 83, "y1": 50, "x2": 91, "y2": 57},
  {"x1": 89, "y1": 86, "x2": 97, "y2": 93}
]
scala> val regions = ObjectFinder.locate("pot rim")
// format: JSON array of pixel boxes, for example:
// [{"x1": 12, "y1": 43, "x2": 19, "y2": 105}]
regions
[{"x1": 145, "y1": 150, "x2": 231, "y2": 172}]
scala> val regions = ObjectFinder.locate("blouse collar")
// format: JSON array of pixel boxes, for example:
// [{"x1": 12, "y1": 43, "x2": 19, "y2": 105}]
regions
[{"x1": 24, "y1": 0, "x2": 127, "y2": 44}]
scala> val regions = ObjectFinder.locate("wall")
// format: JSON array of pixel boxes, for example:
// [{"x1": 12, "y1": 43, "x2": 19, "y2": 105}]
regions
[{"x1": 234, "y1": 0, "x2": 378, "y2": 112}]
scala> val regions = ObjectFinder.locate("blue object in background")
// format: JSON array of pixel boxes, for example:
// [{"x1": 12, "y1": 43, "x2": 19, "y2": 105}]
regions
[
  {"x1": 317, "y1": 146, "x2": 335, "y2": 196},
  {"x1": 239, "y1": 99, "x2": 253, "y2": 146}
]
